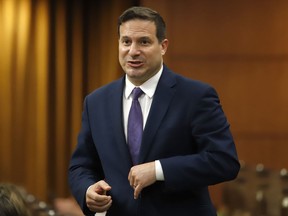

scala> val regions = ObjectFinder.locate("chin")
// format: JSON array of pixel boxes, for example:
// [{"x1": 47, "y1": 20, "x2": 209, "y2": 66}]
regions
[{"x1": 126, "y1": 68, "x2": 144, "y2": 76}]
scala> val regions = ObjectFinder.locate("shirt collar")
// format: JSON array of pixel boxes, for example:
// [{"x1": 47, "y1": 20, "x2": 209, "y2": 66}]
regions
[{"x1": 124, "y1": 64, "x2": 163, "y2": 99}]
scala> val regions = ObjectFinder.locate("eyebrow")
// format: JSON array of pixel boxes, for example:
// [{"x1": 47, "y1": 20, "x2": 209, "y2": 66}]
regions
[
  {"x1": 120, "y1": 36, "x2": 151, "y2": 40},
  {"x1": 120, "y1": 36, "x2": 130, "y2": 40},
  {"x1": 139, "y1": 36, "x2": 151, "y2": 40}
]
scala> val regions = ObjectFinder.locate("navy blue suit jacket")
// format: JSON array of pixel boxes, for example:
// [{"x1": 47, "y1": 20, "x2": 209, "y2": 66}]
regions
[{"x1": 68, "y1": 65, "x2": 240, "y2": 216}]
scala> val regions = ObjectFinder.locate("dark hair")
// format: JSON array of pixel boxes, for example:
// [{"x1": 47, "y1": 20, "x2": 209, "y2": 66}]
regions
[
  {"x1": 118, "y1": 6, "x2": 166, "y2": 42},
  {"x1": 0, "y1": 183, "x2": 31, "y2": 216}
]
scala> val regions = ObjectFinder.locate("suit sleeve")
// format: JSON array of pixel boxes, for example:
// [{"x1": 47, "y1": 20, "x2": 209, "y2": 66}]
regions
[
  {"x1": 68, "y1": 97, "x2": 104, "y2": 215},
  {"x1": 160, "y1": 86, "x2": 240, "y2": 192}
]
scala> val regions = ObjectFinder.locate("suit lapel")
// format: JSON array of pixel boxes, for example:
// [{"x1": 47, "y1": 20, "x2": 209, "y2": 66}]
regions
[
  {"x1": 139, "y1": 67, "x2": 177, "y2": 163},
  {"x1": 107, "y1": 78, "x2": 134, "y2": 165}
]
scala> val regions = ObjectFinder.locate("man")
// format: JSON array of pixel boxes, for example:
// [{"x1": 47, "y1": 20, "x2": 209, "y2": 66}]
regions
[{"x1": 68, "y1": 6, "x2": 240, "y2": 216}]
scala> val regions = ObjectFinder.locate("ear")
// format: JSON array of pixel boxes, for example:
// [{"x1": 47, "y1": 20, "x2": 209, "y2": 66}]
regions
[{"x1": 160, "y1": 39, "x2": 169, "y2": 55}]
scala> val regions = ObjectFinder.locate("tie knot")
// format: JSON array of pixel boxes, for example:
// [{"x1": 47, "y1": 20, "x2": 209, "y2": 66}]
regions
[{"x1": 131, "y1": 87, "x2": 143, "y2": 100}]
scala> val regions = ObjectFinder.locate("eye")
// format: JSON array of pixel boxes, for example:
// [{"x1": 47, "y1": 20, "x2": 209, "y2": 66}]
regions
[
  {"x1": 140, "y1": 38, "x2": 151, "y2": 46},
  {"x1": 121, "y1": 38, "x2": 131, "y2": 46}
]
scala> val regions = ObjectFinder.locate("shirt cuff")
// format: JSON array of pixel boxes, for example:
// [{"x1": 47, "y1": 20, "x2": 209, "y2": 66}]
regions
[{"x1": 155, "y1": 160, "x2": 165, "y2": 181}]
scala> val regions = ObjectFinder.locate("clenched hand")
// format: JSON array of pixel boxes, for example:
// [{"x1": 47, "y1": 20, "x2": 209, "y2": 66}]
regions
[
  {"x1": 128, "y1": 161, "x2": 156, "y2": 199},
  {"x1": 86, "y1": 180, "x2": 112, "y2": 212}
]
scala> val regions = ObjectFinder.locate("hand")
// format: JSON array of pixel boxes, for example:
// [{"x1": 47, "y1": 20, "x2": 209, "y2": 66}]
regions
[
  {"x1": 128, "y1": 161, "x2": 156, "y2": 199},
  {"x1": 86, "y1": 180, "x2": 112, "y2": 213}
]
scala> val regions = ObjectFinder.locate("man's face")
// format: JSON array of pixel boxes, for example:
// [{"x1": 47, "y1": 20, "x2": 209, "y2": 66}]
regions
[{"x1": 119, "y1": 19, "x2": 168, "y2": 86}]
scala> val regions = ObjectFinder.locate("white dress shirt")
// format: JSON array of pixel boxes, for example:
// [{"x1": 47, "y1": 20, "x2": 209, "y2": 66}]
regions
[
  {"x1": 123, "y1": 65, "x2": 165, "y2": 181},
  {"x1": 95, "y1": 65, "x2": 165, "y2": 216}
]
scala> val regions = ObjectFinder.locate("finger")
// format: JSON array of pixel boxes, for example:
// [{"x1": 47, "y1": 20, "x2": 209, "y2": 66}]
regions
[
  {"x1": 96, "y1": 180, "x2": 112, "y2": 193},
  {"x1": 87, "y1": 199, "x2": 112, "y2": 212},
  {"x1": 88, "y1": 193, "x2": 111, "y2": 203},
  {"x1": 87, "y1": 197, "x2": 112, "y2": 207},
  {"x1": 87, "y1": 193, "x2": 112, "y2": 209},
  {"x1": 133, "y1": 184, "x2": 142, "y2": 199},
  {"x1": 87, "y1": 186, "x2": 109, "y2": 201},
  {"x1": 86, "y1": 181, "x2": 112, "y2": 204},
  {"x1": 128, "y1": 169, "x2": 136, "y2": 187}
]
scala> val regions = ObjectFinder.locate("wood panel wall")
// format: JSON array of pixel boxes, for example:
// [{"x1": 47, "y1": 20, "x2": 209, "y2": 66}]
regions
[
  {"x1": 141, "y1": 0, "x2": 288, "y2": 207},
  {"x1": 0, "y1": 0, "x2": 133, "y2": 203}
]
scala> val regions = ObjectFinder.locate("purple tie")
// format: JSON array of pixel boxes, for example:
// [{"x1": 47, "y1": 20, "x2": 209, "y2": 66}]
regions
[{"x1": 128, "y1": 87, "x2": 144, "y2": 165}]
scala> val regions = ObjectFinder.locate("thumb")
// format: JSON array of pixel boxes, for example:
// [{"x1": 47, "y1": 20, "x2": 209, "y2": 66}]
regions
[{"x1": 95, "y1": 180, "x2": 111, "y2": 194}]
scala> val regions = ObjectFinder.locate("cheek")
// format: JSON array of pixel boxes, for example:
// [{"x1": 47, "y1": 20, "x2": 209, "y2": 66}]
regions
[
  {"x1": 119, "y1": 47, "x2": 127, "y2": 58},
  {"x1": 118, "y1": 55, "x2": 124, "y2": 66},
  {"x1": 118, "y1": 49, "x2": 125, "y2": 60},
  {"x1": 149, "y1": 51, "x2": 162, "y2": 62}
]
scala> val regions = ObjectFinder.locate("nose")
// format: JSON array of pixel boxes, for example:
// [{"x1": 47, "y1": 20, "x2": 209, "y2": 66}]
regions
[{"x1": 128, "y1": 42, "x2": 140, "y2": 56}]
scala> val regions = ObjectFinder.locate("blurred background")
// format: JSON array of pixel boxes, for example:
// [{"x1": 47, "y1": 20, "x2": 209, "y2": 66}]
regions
[{"x1": 1, "y1": 0, "x2": 288, "y2": 215}]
